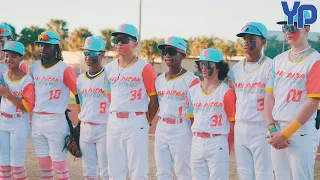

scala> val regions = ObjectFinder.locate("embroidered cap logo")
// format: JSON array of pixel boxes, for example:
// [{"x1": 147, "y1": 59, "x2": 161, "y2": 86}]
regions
[
  {"x1": 9, "y1": 42, "x2": 15, "y2": 48},
  {"x1": 204, "y1": 49, "x2": 209, "y2": 58},
  {"x1": 120, "y1": 24, "x2": 126, "y2": 31}
]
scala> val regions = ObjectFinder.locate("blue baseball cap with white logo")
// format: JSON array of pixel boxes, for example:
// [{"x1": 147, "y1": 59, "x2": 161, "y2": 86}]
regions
[
  {"x1": 35, "y1": 31, "x2": 61, "y2": 45},
  {"x1": 196, "y1": 48, "x2": 224, "y2": 63},
  {"x1": 158, "y1": 36, "x2": 187, "y2": 54},
  {"x1": 236, "y1": 22, "x2": 268, "y2": 39},
  {"x1": 0, "y1": 24, "x2": 12, "y2": 37},
  {"x1": 112, "y1": 24, "x2": 139, "y2": 41},
  {"x1": 82, "y1": 36, "x2": 106, "y2": 52},
  {"x1": 3, "y1": 41, "x2": 25, "y2": 56}
]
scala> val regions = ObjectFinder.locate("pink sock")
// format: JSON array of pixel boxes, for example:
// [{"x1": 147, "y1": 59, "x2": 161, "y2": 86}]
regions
[
  {"x1": 53, "y1": 161, "x2": 69, "y2": 180},
  {"x1": 12, "y1": 166, "x2": 27, "y2": 180},
  {"x1": 0, "y1": 166, "x2": 12, "y2": 180},
  {"x1": 39, "y1": 157, "x2": 54, "y2": 180}
]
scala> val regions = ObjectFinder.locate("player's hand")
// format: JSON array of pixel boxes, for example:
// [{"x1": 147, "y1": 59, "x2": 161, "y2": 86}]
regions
[
  {"x1": 268, "y1": 132, "x2": 290, "y2": 150},
  {"x1": 0, "y1": 85, "x2": 9, "y2": 97}
]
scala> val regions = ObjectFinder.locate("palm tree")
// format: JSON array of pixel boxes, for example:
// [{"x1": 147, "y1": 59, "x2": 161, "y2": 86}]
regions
[
  {"x1": 18, "y1": 26, "x2": 45, "y2": 60},
  {"x1": 46, "y1": 19, "x2": 69, "y2": 50},
  {"x1": 100, "y1": 29, "x2": 115, "y2": 51},
  {"x1": 68, "y1": 28, "x2": 92, "y2": 51}
]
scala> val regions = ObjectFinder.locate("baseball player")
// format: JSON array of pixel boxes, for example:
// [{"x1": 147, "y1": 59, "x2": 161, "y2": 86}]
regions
[
  {"x1": 30, "y1": 31, "x2": 80, "y2": 180},
  {"x1": 155, "y1": 36, "x2": 200, "y2": 179},
  {"x1": 0, "y1": 24, "x2": 28, "y2": 74},
  {"x1": 77, "y1": 36, "x2": 110, "y2": 180},
  {"x1": 228, "y1": 22, "x2": 274, "y2": 180},
  {"x1": 0, "y1": 41, "x2": 35, "y2": 180},
  {"x1": 186, "y1": 48, "x2": 236, "y2": 180},
  {"x1": 105, "y1": 23, "x2": 158, "y2": 180},
  {"x1": 264, "y1": 11, "x2": 320, "y2": 180}
]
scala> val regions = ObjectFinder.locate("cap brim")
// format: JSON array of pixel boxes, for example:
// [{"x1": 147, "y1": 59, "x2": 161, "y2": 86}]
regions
[
  {"x1": 236, "y1": 32, "x2": 264, "y2": 38},
  {"x1": 34, "y1": 41, "x2": 60, "y2": 45},
  {"x1": 277, "y1": 21, "x2": 287, "y2": 25},
  {"x1": 2, "y1": 49, "x2": 23, "y2": 56},
  {"x1": 111, "y1": 32, "x2": 137, "y2": 40}
]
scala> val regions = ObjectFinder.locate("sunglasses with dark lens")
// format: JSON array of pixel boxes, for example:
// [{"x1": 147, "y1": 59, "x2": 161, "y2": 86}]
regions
[
  {"x1": 112, "y1": 36, "x2": 135, "y2": 44},
  {"x1": 162, "y1": 48, "x2": 180, "y2": 56},
  {"x1": 196, "y1": 61, "x2": 212, "y2": 69},
  {"x1": 282, "y1": 24, "x2": 300, "y2": 33},
  {"x1": 241, "y1": 25, "x2": 264, "y2": 37},
  {"x1": 84, "y1": 51, "x2": 102, "y2": 57}
]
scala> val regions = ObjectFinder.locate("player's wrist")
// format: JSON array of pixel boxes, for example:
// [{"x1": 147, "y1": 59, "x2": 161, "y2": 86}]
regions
[
  {"x1": 267, "y1": 122, "x2": 278, "y2": 135},
  {"x1": 281, "y1": 119, "x2": 302, "y2": 139}
]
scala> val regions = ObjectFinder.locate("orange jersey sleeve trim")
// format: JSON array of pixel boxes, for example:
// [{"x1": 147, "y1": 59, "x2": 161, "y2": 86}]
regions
[
  {"x1": 266, "y1": 88, "x2": 274, "y2": 92},
  {"x1": 190, "y1": 78, "x2": 201, "y2": 88},
  {"x1": 223, "y1": 89, "x2": 236, "y2": 121},
  {"x1": 63, "y1": 66, "x2": 78, "y2": 94},
  {"x1": 22, "y1": 83, "x2": 35, "y2": 113},
  {"x1": 19, "y1": 61, "x2": 28, "y2": 73},
  {"x1": 142, "y1": 64, "x2": 157, "y2": 94},
  {"x1": 186, "y1": 113, "x2": 194, "y2": 118},
  {"x1": 307, "y1": 61, "x2": 320, "y2": 95}
]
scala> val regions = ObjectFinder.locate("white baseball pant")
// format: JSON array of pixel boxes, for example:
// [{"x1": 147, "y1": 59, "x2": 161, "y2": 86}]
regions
[
  {"x1": 31, "y1": 113, "x2": 69, "y2": 162},
  {"x1": 234, "y1": 120, "x2": 274, "y2": 180},
  {"x1": 271, "y1": 119, "x2": 319, "y2": 180},
  {"x1": 107, "y1": 112, "x2": 149, "y2": 180},
  {"x1": 80, "y1": 122, "x2": 109, "y2": 180},
  {"x1": 154, "y1": 117, "x2": 192, "y2": 180},
  {"x1": 191, "y1": 135, "x2": 229, "y2": 180},
  {"x1": 0, "y1": 115, "x2": 29, "y2": 166}
]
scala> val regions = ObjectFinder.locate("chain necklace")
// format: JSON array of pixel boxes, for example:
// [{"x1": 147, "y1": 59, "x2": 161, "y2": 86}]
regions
[
  {"x1": 117, "y1": 55, "x2": 136, "y2": 79},
  {"x1": 166, "y1": 67, "x2": 183, "y2": 80},
  {"x1": 87, "y1": 67, "x2": 104, "y2": 78}
]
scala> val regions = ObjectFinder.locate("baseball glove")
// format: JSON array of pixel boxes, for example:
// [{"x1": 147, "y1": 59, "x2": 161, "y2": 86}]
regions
[{"x1": 64, "y1": 109, "x2": 82, "y2": 158}]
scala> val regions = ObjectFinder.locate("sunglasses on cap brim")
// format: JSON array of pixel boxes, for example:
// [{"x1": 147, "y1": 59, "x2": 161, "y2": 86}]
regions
[
  {"x1": 37, "y1": 34, "x2": 59, "y2": 42},
  {"x1": 84, "y1": 51, "x2": 103, "y2": 57},
  {"x1": 240, "y1": 25, "x2": 264, "y2": 38},
  {"x1": 162, "y1": 46, "x2": 185, "y2": 56},
  {"x1": 112, "y1": 36, "x2": 136, "y2": 44}
]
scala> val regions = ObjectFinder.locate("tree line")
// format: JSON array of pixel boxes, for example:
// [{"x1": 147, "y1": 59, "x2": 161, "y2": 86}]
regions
[{"x1": 3, "y1": 19, "x2": 320, "y2": 63}]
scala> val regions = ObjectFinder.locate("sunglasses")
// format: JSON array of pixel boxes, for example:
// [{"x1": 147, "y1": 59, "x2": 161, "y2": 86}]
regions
[
  {"x1": 241, "y1": 25, "x2": 264, "y2": 38},
  {"x1": 112, "y1": 36, "x2": 136, "y2": 44},
  {"x1": 282, "y1": 24, "x2": 300, "y2": 33},
  {"x1": 162, "y1": 48, "x2": 183, "y2": 56},
  {"x1": 196, "y1": 61, "x2": 213, "y2": 69},
  {"x1": 84, "y1": 51, "x2": 103, "y2": 57},
  {"x1": 38, "y1": 34, "x2": 59, "y2": 41}
]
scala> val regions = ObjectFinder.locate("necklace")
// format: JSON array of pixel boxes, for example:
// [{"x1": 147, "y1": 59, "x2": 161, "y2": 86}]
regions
[
  {"x1": 87, "y1": 67, "x2": 104, "y2": 78},
  {"x1": 291, "y1": 46, "x2": 311, "y2": 55},
  {"x1": 117, "y1": 55, "x2": 136, "y2": 79},
  {"x1": 167, "y1": 67, "x2": 183, "y2": 80}
]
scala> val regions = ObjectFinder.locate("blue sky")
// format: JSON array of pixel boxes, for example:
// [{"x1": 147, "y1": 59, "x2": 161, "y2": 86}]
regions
[{"x1": 2, "y1": 0, "x2": 320, "y2": 41}]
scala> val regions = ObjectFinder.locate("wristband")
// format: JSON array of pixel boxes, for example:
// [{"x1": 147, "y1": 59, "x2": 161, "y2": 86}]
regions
[
  {"x1": 281, "y1": 119, "x2": 302, "y2": 139},
  {"x1": 267, "y1": 123, "x2": 278, "y2": 135}
]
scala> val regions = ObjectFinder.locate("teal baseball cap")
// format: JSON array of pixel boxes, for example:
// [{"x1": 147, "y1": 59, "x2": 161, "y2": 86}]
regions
[
  {"x1": 158, "y1": 36, "x2": 187, "y2": 54},
  {"x1": 0, "y1": 24, "x2": 12, "y2": 37},
  {"x1": 112, "y1": 24, "x2": 139, "y2": 41},
  {"x1": 196, "y1": 48, "x2": 224, "y2": 63},
  {"x1": 236, "y1": 22, "x2": 268, "y2": 39},
  {"x1": 82, "y1": 36, "x2": 106, "y2": 52},
  {"x1": 277, "y1": 11, "x2": 311, "y2": 25},
  {"x1": 3, "y1": 41, "x2": 25, "y2": 56},
  {"x1": 35, "y1": 31, "x2": 60, "y2": 45}
]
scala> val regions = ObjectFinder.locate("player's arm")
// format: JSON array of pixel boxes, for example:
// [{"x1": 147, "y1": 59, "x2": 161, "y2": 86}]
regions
[
  {"x1": 224, "y1": 89, "x2": 236, "y2": 154},
  {"x1": 185, "y1": 90, "x2": 194, "y2": 124},
  {"x1": 2, "y1": 83, "x2": 35, "y2": 113},
  {"x1": 281, "y1": 61, "x2": 320, "y2": 139},
  {"x1": 227, "y1": 68, "x2": 235, "y2": 90},
  {"x1": 264, "y1": 60, "x2": 277, "y2": 135},
  {"x1": 142, "y1": 64, "x2": 159, "y2": 124},
  {"x1": 187, "y1": 78, "x2": 200, "y2": 124},
  {"x1": 63, "y1": 66, "x2": 81, "y2": 121},
  {"x1": 105, "y1": 74, "x2": 111, "y2": 102}
]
